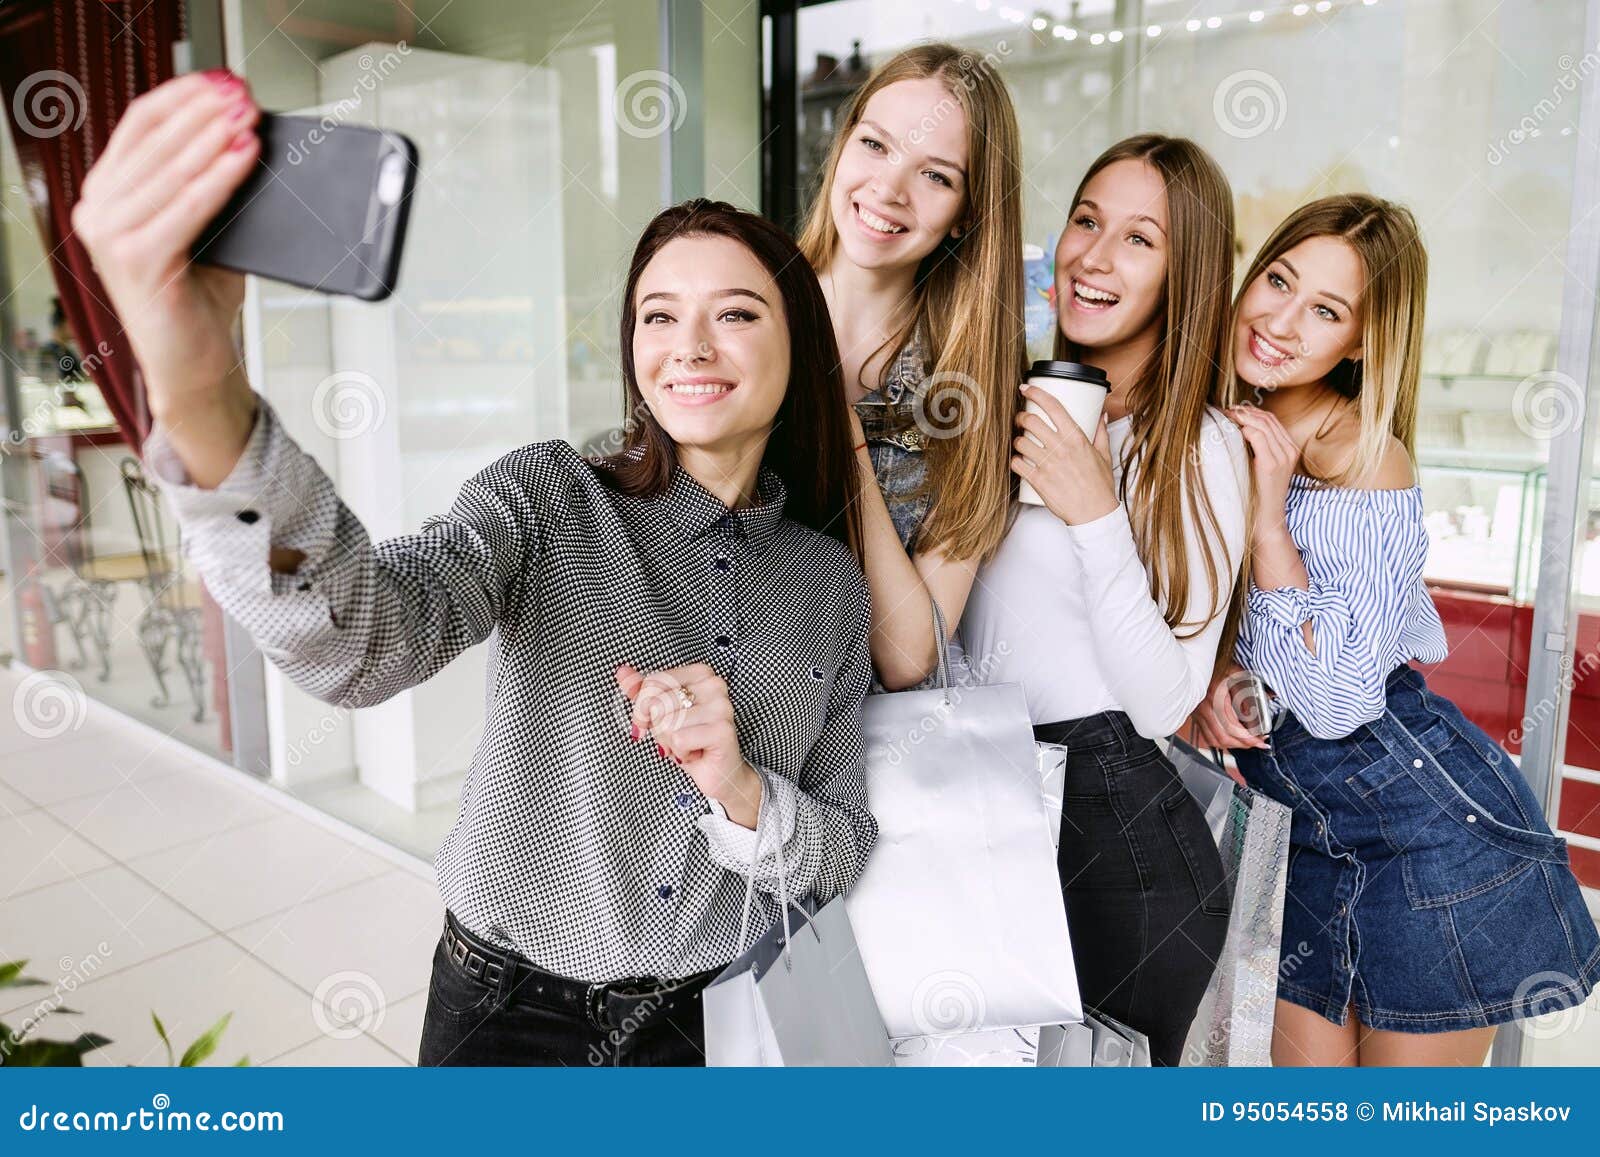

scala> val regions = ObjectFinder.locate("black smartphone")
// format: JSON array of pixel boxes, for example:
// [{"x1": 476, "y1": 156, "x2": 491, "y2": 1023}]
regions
[{"x1": 191, "y1": 112, "x2": 418, "y2": 301}]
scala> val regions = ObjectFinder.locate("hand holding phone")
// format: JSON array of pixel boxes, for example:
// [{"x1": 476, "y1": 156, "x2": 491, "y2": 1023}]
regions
[
  {"x1": 191, "y1": 111, "x2": 417, "y2": 301},
  {"x1": 72, "y1": 69, "x2": 260, "y2": 424}
]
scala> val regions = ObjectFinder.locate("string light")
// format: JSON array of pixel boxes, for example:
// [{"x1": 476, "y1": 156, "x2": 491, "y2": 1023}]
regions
[{"x1": 973, "y1": 1, "x2": 1381, "y2": 48}]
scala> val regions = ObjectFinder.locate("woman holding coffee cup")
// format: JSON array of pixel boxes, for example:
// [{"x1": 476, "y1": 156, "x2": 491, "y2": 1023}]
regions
[
  {"x1": 798, "y1": 43, "x2": 1025, "y2": 690},
  {"x1": 1189, "y1": 195, "x2": 1598, "y2": 1065},
  {"x1": 961, "y1": 135, "x2": 1249, "y2": 1065}
]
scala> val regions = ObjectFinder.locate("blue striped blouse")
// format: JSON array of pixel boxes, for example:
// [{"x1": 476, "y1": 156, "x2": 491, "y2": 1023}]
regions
[{"x1": 1235, "y1": 474, "x2": 1447, "y2": 740}]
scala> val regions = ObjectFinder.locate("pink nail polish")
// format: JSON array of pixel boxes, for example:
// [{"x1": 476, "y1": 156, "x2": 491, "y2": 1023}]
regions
[{"x1": 629, "y1": 724, "x2": 640, "y2": 741}]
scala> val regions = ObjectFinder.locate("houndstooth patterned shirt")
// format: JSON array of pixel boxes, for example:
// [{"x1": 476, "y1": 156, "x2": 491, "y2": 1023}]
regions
[{"x1": 143, "y1": 397, "x2": 877, "y2": 983}]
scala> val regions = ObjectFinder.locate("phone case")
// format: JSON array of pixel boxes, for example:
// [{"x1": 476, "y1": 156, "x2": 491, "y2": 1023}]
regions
[{"x1": 191, "y1": 113, "x2": 418, "y2": 301}]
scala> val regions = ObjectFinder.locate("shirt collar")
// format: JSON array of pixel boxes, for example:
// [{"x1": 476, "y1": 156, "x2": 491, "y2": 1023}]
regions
[{"x1": 664, "y1": 461, "x2": 788, "y2": 551}]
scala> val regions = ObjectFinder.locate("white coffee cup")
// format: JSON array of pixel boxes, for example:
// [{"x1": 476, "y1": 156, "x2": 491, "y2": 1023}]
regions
[{"x1": 1017, "y1": 360, "x2": 1111, "y2": 506}]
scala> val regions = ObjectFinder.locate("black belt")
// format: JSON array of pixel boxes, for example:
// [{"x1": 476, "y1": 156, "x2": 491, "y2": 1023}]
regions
[{"x1": 441, "y1": 910, "x2": 721, "y2": 1032}]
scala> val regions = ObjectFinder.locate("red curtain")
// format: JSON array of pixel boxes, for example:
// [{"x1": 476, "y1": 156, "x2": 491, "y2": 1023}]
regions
[{"x1": 0, "y1": 0, "x2": 188, "y2": 447}]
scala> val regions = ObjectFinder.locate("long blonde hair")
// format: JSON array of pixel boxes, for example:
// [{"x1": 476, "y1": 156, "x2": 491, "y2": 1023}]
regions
[
  {"x1": 1056, "y1": 135, "x2": 1238, "y2": 641},
  {"x1": 1227, "y1": 194, "x2": 1427, "y2": 485},
  {"x1": 798, "y1": 42, "x2": 1025, "y2": 562}
]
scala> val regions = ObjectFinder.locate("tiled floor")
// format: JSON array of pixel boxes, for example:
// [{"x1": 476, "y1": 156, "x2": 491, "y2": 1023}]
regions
[
  {"x1": 4, "y1": 662, "x2": 1599, "y2": 1066},
  {"x1": 1, "y1": 665, "x2": 439, "y2": 1067}
]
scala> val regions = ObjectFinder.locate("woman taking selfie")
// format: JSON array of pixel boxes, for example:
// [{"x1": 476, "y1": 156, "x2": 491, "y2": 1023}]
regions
[
  {"x1": 73, "y1": 70, "x2": 877, "y2": 1067},
  {"x1": 962, "y1": 135, "x2": 1248, "y2": 1066},
  {"x1": 798, "y1": 43, "x2": 1025, "y2": 689},
  {"x1": 1189, "y1": 194, "x2": 1600, "y2": 1065}
]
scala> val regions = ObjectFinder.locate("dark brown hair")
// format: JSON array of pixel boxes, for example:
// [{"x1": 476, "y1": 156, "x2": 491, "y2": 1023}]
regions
[{"x1": 592, "y1": 199, "x2": 863, "y2": 564}]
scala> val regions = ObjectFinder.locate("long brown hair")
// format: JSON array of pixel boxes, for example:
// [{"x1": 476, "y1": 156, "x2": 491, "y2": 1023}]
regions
[
  {"x1": 593, "y1": 199, "x2": 864, "y2": 563},
  {"x1": 1056, "y1": 134, "x2": 1239, "y2": 644},
  {"x1": 798, "y1": 42, "x2": 1025, "y2": 562},
  {"x1": 1226, "y1": 194, "x2": 1427, "y2": 486}
]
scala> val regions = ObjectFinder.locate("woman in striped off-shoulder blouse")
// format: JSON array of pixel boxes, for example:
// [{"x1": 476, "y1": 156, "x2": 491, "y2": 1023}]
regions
[{"x1": 1189, "y1": 194, "x2": 1598, "y2": 1067}]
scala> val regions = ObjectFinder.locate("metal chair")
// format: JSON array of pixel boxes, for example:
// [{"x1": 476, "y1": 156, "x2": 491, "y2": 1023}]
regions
[
  {"x1": 32, "y1": 448, "x2": 137, "y2": 681},
  {"x1": 120, "y1": 456, "x2": 206, "y2": 722}
]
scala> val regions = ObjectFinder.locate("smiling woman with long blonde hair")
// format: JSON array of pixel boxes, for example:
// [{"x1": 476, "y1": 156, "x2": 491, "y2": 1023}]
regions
[
  {"x1": 1191, "y1": 194, "x2": 1599, "y2": 1066},
  {"x1": 798, "y1": 42, "x2": 1025, "y2": 690}
]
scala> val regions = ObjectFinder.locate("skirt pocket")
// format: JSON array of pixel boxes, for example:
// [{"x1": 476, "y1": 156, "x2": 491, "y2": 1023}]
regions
[{"x1": 1348, "y1": 711, "x2": 1568, "y2": 910}]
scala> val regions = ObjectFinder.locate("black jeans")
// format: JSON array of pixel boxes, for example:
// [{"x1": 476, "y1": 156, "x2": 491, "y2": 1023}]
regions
[
  {"x1": 417, "y1": 912, "x2": 715, "y2": 1066},
  {"x1": 1036, "y1": 711, "x2": 1230, "y2": 1066}
]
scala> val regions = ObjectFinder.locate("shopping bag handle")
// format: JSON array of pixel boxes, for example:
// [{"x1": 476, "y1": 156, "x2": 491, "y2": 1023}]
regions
[
  {"x1": 731, "y1": 767, "x2": 820, "y2": 970},
  {"x1": 930, "y1": 599, "x2": 952, "y2": 696}
]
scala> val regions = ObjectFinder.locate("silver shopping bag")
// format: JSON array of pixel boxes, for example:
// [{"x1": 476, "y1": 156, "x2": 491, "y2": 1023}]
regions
[
  {"x1": 1169, "y1": 737, "x2": 1292, "y2": 1067},
  {"x1": 702, "y1": 779, "x2": 893, "y2": 1066},
  {"x1": 1035, "y1": 1007, "x2": 1150, "y2": 1067},
  {"x1": 845, "y1": 605, "x2": 1082, "y2": 1041}
]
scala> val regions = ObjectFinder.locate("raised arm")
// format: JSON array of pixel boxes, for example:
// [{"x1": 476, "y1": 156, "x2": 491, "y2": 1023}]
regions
[
  {"x1": 144, "y1": 400, "x2": 545, "y2": 707},
  {"x1": 1243, "y1": 492, "x2": 1424, "y2": 739},
  {"x1": 75, "y1": 71, "x2": 541, "y2": 708},
  {"x1": 1014, "y1": 391, "x2": 1250, "y2": 737}
]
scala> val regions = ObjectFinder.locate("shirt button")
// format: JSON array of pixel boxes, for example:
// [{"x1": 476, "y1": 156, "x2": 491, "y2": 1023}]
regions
[
  {"x1": 713, "y1": 556, "x2": 731, "y2": 571},
  {"x1": 1466, "y1": 814, "x2": 1477, "y2": 823},
  {"x1": 236, "y1": 509, "x2": 260, "y2": 524},
  {"x1": 675, "y1": 791, "x2": 694, "y2": 809},
  {"x1": 657, "y1": 884, "x2": 673, "y2": 900},
  {"x1": 1413, "y1": 758, "x2": 1423, "y2": 768},
  {"x1": 715, "y1": 635, "x2": 732, "y2": 648}
]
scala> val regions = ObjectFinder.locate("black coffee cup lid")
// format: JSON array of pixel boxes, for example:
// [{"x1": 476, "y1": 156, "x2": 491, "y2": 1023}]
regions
[{"x1": 1027, "y1": 360, "x2": 1109, "y2": 388}]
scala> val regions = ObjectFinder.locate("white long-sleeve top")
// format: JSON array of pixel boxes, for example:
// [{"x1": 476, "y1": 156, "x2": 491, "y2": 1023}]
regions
[{"x1": 962, "y1": 408, "x2": 1249, "y2": 737}]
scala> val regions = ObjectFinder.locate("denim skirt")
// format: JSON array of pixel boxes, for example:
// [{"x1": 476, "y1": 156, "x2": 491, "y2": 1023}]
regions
[{"x1": 1234, "y1": 664, "x2": 1600, "y2": 1034}]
